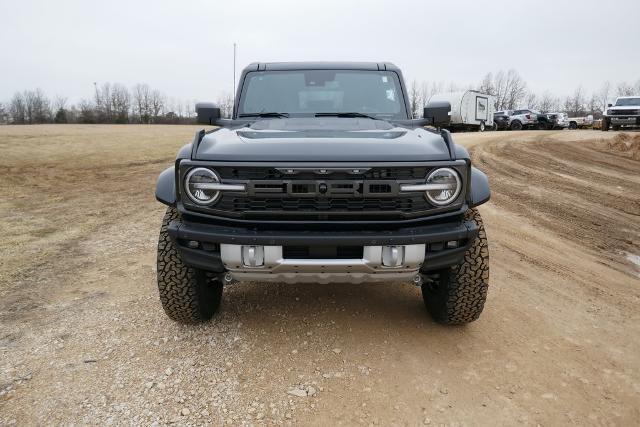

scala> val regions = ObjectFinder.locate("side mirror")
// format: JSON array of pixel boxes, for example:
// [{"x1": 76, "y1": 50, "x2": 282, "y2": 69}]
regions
[
  {"x1": 607, "y1": 103, "x2": 612, "y2": 108},
  {"x1": 423, "y1": 101, "x2": 451, "y2": 127},
  {"x1": 196, "y1": 102, "x2": 221, "y2": 125}
]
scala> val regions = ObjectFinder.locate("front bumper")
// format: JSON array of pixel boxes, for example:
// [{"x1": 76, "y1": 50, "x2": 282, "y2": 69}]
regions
[
  {"x1": 609, "y1": 116, "x2": 640, "y2": 125},
  {"x1": 167, "y1": 217, "x2": 478, "y2": 281}
]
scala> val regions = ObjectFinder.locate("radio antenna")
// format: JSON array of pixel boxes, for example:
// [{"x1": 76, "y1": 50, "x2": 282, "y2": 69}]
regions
[{"x1": 233, "y1": 43, "x2": 237, "y2": 112}]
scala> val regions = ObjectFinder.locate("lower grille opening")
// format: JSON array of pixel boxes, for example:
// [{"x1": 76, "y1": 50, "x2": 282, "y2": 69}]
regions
[{"x1": 283, "y1": 246, "x2": 363, "y2": 259}]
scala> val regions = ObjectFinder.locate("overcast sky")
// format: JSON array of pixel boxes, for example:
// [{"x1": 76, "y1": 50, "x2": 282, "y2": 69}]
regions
[{"x1": 2, "y1": 0, "x2": 639, "y2": 104}]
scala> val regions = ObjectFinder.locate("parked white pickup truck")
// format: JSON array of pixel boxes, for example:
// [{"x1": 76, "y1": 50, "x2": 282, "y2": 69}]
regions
[
  {"x1": 602, "y1": 96, "x2": 640, "y2": 131},
  {"x1": 567, "y1": 115, "x2": 594, "y2": 129}
]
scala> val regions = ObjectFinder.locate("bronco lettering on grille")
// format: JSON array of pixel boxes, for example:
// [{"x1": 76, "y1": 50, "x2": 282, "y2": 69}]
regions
[{"x1": 246, "y1": 180, "x2": 401, "y2": 198}]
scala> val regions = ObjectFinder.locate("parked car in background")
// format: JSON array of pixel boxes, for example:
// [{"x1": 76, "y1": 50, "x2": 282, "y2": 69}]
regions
[
  {"x1": 567, "y1": 115, "x2": 594, "y2": 129},
  {"x1": 427, "y1": 90, "x2": 496, "y2": 132},
  {"x1": 544, "y1": 112, "x2": 569, "y2": 129},
  {"x1": 493, "y1": 110, "x2": 511, "y2": 130},
  {"x1": 509, "y1": 109, "x2": 539, "y2": 130},
  {"x1": 602, "y1": 96, "x2": 640, "y2": 131}
]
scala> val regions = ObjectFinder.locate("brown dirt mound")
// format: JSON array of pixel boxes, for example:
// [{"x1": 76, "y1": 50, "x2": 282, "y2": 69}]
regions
[{"x1": 606, "y1": 133, "x2": 640, "y2": 159}]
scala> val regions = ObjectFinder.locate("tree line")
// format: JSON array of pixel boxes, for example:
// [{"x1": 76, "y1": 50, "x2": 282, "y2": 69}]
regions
[
  {"x1": 408, "y1": 69, "x2": 640, "y2": 118},
  {"x1": 2, "y1": 72, "x2": 639, "y2": 124},
  {"x1": 0, "y1": 83, "x2": 228, "y2": 125}
]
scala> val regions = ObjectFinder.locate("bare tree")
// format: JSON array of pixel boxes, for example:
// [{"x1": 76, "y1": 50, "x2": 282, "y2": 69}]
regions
[
  {"x1": 53, "y1": 95, "x2": 68, "y2": 123},
  {"x1": 94, "y1": 82, "x2": 113, "y2": 122},
  {"x1": 597, "y1": 81, "x2": 611, "y2": 110},
  {"x1": 78, "y1": 99, "x2": 96, "y2": 123},
  {"x1": 110, "y1": 83, "x2": 130, "y2": 123},
  {"x1": 524, "y1": 92, "x2": 537, "y2": 110},
  {"x1": 538, "y1": 91, "x2": 558, "y2": 113},
  {"x1": 504, "y1": 70, "x2": 527, "y2": 110},
  {"x1": 9, "y1": 92, "x2": 26, "y2": 124},
  {"x1": 409, "y1": 80, "x2": 420, "y2": 118},
  {"x1": 216, "y1": 92, "x2": 234, "y2": 118},
  {"x1": 133, "y1": 83, "x2": 151, "y2": 123},
  {"x1": 616, "y1": 81, "x2": 634, "y2": 97},
  {"x1": 0, "y1": 102, "x2": 7, "y2": 124},
  {"x1": 150, "y1": 89, "x2": 165, "y2": 122},
  {"x1": 586, "y1": 93, "x2": 602, "y2": 118},
  {"x1": 478, "y1": 73, "x2": 496, "y2": 102},
  {"x1": 564, "y1": 86, "x2": 586, "y2": 116}
]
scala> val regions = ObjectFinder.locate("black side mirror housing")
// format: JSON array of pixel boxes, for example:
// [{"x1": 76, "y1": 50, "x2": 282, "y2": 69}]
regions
[
  {"x1": 196, "y1": 102, "x2": 222, "y2": 125},
  {"x1": 424, "y1": 101, "x2": 451, "y2": 127},
  {"x1": 607, "y1": 103, "x2": 612, "y2": 108}
]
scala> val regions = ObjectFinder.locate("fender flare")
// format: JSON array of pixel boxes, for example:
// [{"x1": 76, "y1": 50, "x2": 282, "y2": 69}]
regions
[
  {"x1": 156, "y1": 166, "x2": 176, "y2": 206},
  {"x1": 470, "y1": 167, "x2": 490, "y2": 207}
]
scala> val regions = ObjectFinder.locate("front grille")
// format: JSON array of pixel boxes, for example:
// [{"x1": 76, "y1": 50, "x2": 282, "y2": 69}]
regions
[
  {"x1": 611, "y1": 109, "x2": 639, "y2": 116},
  {"x1": 181, "y1": 164, "x2": 466, "y2": 221}
]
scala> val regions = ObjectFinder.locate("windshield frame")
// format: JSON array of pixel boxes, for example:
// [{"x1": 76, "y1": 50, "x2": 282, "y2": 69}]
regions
[{"x1": 235, "y1": 69, "x2": 410, "y2": 120}]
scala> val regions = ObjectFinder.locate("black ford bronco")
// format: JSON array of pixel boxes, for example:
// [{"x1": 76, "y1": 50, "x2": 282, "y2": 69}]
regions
[{"x1": 155, "y1": 62, "x2": 490, "y2": 325}]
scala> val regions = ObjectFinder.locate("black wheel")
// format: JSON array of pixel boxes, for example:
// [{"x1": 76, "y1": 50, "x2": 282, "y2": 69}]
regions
[
  {"x1": 612, "y1": 125, "x2": 621, "y2": 131},
  {"x1": 537, "y1": 121, "x2": 548, "y2": 130},
  {"x1": 510, "y1": 120, "x2": 523, "y2": 131},
  {"x1": 157, "y1": 207, "x2": 223, "y2": 323},
  {"x1": 569, "y1": 122, "x2": 578, "y2": 130},
  {"x1": 491, "y1": 122, "x2": 498, "y2": 131},
  {"x1": 602, "y1": 118, "x2": 610, "y2": 131},
  {"x1": 421, "y1": 209, "x2": 489, "y2": 325},
  {"x1": 479, "y1": 121, "x2": 486, "y2": 132}
]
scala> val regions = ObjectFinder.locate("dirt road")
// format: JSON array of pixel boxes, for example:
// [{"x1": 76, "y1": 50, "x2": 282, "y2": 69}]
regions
[{"x1": 1, "y1": 126, "x2": 639, "y2": 425}]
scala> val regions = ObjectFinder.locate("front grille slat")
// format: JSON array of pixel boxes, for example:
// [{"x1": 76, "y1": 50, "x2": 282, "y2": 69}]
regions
[
  {"x1": 217, "y1": 167, "x2": 429, "y2": 180},
  {"x1": 219, "y1": 196, "x2": 429, "y2": 213}
]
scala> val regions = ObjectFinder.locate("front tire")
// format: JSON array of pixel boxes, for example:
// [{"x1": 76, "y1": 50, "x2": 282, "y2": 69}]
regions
[
  {"x1": 421, "y1": 209, "x2": 489, "y2": 325},
  {"x1": 157, "y1": 207, "x2": 223, "y2": 323},
  {"x1": 602, "y1": 118, "x2": 610, "y2": 131},
  {"x1": 510, "y1": 120, "x2": 523, "y2": 131},
  {"x1": 479, "y1": 121, "x2": 486, "y2": 132},
  {"x1": 569, "y1": 122, "x2": 578, "y2": 130}
]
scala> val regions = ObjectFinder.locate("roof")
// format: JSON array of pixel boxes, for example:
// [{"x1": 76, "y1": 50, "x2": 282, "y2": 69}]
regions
[{"x1": 242, "y1": 61, "x2": 400, "y2": 72}]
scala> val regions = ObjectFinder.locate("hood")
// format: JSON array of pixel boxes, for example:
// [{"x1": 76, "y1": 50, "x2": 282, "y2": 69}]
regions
[
  {"x1": 610, "y1": 105, "x2": 640, "y2": 110},
  {"x1": 194, "y1": 117, "x2": 451, "y2": 162}
]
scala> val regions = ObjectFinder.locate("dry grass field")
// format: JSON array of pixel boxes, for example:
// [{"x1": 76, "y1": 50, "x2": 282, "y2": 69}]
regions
[{"x1": 0, "y1": 125, "x2": 639, "y2": 425}]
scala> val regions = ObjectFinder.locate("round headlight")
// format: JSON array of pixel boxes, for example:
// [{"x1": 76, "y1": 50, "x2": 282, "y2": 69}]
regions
[
  {"x1": 185, "y1": 168, "x2": 221, "y2": 205},
  {"x1": 425, "y1": 167, "x2": 461, "y2": 206}
]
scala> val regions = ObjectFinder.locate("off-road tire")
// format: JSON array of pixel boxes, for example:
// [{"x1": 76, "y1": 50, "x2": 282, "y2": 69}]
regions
[
  {"x1": 601, "y1": 118, "x2": 610, "y2": 131},
  {"x1": 479, "y1": 121, "x2": 485, "y2": 132},
  {"x1": 569, "y1": 122, "x2": 578, "y2": 130},
  {"x1": 157, "y1": 207, "x2": 223, "y2": 323},
  {"x1": 421, "y1": 208, "x2": 489, "y2": 325},
  {"x1": 612, "y1": 125, "x2": 620, "y2": 131},
  {"x1": 510, "y1": 120, "x2": 522, "y2": 131}
]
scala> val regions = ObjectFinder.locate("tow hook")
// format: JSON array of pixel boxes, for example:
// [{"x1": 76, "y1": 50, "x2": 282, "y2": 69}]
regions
[
  {"x1": 412, "y1": 274, "x2": 423, "y2": 286},
  {"x1": 222, "y1": 272, "x2": 236, "y2": 285}
]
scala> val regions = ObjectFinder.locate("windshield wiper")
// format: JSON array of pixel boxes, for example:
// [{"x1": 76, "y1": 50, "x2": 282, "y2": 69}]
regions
[
  {"x1": 238, "y1": 112, "x2": 290, "y2": 118},
  {"x1": 315, "y1": 112, "x2": 381, "y2": 120}
]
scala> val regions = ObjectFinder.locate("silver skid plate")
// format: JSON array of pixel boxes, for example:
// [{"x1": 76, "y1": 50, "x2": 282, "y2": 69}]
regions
[{"x1": 220, "y1": 244, "x2": 425, "y2": 284}]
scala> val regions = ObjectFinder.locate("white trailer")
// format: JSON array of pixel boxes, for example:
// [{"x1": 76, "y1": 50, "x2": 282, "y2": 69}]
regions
[{"x1": 427, "y1": 90, "x2": 496, "y2": 132}]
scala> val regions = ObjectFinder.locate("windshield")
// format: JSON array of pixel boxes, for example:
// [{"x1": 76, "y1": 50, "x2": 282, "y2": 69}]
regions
[
  {"x1": 615, "y1": 97, "x2": 640, "y2": 106},
  {"x1": 238, "y1": 70, "x2": 408, "y2": 119}
]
